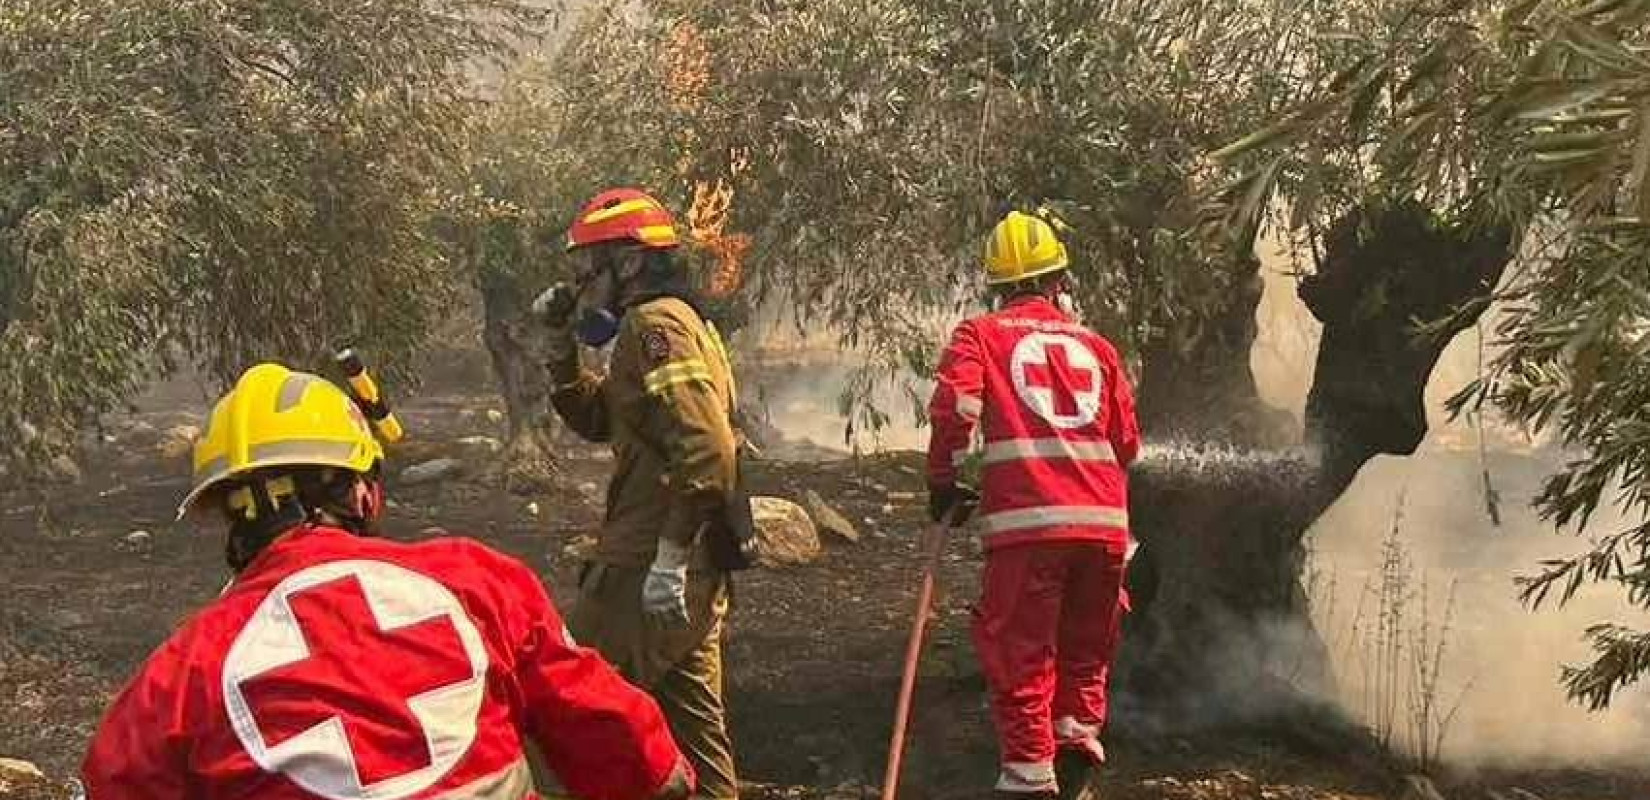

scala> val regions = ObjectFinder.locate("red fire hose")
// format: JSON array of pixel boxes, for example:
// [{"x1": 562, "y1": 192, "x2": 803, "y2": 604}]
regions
[{"x1": 881, "y1": 518, "x2": 953, "y2": 800}]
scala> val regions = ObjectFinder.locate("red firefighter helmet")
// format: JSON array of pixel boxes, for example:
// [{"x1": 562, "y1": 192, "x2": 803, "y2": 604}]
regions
[{"x1": 566, "y1": 188, "x2": 681, "y2": 251}]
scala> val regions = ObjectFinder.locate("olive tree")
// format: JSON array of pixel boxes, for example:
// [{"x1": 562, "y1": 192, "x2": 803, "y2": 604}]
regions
[
  {"x1": 1218, "y1": 0, "x2": 1650, "y2": 710},
  {"x1": 0, "y1": 0, "x2": 543, "y2": 478}
]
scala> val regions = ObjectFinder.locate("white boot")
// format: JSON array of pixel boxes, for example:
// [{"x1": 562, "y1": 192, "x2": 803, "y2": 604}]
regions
[{"x1": 995, "y1": 761, "x2": 1057, "y2": 797}]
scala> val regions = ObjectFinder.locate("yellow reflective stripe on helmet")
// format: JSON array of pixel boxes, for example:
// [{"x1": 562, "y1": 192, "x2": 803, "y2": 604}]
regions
[
  {"x1": 636, "y1": 224, "x2": 679, "y2": 245},
  {"x1": 581, "y1": 197, "x2": 659, "y2": 225},
  {"x1": 644, "y1": 359, "x2": 714, "y2": 396}
]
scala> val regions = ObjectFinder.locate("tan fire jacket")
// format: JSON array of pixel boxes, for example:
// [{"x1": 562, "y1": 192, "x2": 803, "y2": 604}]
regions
[{"x1": 552, "y1": 296, "x2": 740, "y2": 569}]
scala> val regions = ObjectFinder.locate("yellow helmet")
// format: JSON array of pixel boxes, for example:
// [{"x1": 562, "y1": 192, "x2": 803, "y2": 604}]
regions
[
  {"x1": 178, "y1": 363, "x2": 383, "y2": 518},
  {"x1": 985, "y1": 210, "x2": 1069, "y2": 285}
]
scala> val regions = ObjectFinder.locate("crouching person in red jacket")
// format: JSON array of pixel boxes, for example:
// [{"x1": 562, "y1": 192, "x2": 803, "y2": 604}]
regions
[
  {"x1": 927, "y1": 211, "x2": 1141, "y2": 800},
  {"x1": 82, "y1": 362, "x2": 692, "y2": 800}
]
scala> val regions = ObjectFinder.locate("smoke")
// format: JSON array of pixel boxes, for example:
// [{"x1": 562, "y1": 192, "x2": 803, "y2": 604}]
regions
[
  {"x1": 1308, "y1": 451, "x2": 1650, "y2": 768},
  {"x1": 742, "y1": 355, "x2": 932, "y2": 455},
  {"x1": 743, "y1": 235, "x2": 1650, "y2": 768},
  {"x1": 1251, "y1": 240, "x2": 1650, "y2": 768},
  {"x1": 733, "y1": 300, "x2": 944, "y2": 455}
]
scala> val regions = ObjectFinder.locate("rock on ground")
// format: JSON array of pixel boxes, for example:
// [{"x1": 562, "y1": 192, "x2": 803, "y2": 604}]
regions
[
  {"x1": 120, "y1": 530, "x2": 153, "y2": 553},
  {"x1": 0, "y1": 759, "x2": 44, "y2": 782},
  {"x1": 400, "y1": 458, "x2": 464, "y2": 486},
  {"x1": 750, "y1": 496, "x2": 822, "y2": 567},
  {"x1": 45, "y1": 455, "x2": 81, "y2": 484},
  {"x1": 157, "y1": 424, "x2": 202, "y2": 460},
  {"x1": 562, "y1": 533, "x2": 598, "y2": 562},
  {"x1": 803, "y1": 489, "x2": 859, "y2": 543},
  {"x1": 456, "y1": 435, "x2": 504, "y2": 453},
  {"x1": 0, "y1": 758, "x2": 70, "y2": 800}
]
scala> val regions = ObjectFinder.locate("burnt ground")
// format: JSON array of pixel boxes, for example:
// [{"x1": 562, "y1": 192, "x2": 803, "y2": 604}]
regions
[{"x1": 2, "y1": 381, "x2": 1648, "y2": 800}]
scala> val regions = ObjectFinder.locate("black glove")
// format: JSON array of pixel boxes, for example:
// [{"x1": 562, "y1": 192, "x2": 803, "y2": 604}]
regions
[
  {"x1": 531, "y1": 284, "x2": 581, "y2": 383},
  {"x1": 530, "y1": 283, "x2": 578, "y2": 327},
  {"x1": 928, "y1": 482, "x2": 980, "y2": 524}
]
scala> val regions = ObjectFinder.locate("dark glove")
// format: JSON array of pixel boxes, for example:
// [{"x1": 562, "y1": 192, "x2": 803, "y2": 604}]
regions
[
  {"x1": 928, "y1": 482, "x2": 980, "y2": 525},
  {"x1": 531, "y1": 283, "x2": 581, "y2": 382},
  {"x1": 530, "y1": 283, "x2": 578, "y2": 327}
]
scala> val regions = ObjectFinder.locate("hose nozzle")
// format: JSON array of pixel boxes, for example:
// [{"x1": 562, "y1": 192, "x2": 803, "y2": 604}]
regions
[{"x1": 334, "y1": 347, "x2": 405, "y2": 444}]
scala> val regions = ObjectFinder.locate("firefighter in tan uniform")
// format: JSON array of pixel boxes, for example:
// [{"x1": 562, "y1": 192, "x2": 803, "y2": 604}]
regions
[{"x1": 536, "y1": 188, "x2": 744, "y2": 800}]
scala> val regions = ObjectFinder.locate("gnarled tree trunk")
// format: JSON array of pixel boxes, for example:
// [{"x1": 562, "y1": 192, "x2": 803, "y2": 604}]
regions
[
  {"x1": 479, "y1": 269, "x2": 559, "y2": 493},
  {"x1": 1133, "y1": 254, "x2": 1297, "y2": 450},
  {"x1": 1118, "y1": 200, "x2": 1514, "y2": 729}
]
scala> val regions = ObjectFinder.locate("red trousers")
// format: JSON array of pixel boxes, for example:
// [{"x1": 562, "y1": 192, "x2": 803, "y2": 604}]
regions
[{"x1": 972, "y1": 540, "x2": 1128, "y2": 774}]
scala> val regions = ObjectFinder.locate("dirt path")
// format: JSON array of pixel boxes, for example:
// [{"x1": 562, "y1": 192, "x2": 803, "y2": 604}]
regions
[{"x1": 1, "y1": 390, "x2": 1645, "y2": 800}]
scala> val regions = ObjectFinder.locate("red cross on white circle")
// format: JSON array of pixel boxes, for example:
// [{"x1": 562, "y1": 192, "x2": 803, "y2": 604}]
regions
[
  {"x1": 222, "y1": 560, "x2": 488, "y2": 800},
  {"x1": 1010, "y1": 332, "x2": 1104, "y2": 429}
]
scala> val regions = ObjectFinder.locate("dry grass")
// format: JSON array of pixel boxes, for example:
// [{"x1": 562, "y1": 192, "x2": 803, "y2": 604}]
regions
[{"x1": 1309, "y1": 489, "x2": 1472, "y2": 773}]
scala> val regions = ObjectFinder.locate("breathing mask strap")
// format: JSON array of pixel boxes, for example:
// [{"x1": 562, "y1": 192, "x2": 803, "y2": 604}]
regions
[{"x1": 224, "y1": 475, "x2": 307, "y2": 572}]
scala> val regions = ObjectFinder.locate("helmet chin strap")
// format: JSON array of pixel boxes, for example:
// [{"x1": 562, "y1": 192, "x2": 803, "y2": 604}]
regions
[
  {"x1": 223, "y1": 469, "x2": 382, "y2": 571},
  {"x1": 993, "y1": 271, "x2": 1074, "y2": 311}
]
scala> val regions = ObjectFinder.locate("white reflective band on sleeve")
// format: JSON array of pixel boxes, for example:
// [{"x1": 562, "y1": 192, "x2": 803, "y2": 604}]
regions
[
  {"x1": 981, "y1": 437, "x2": 1116, "y2": 465},
  {"x1": 979, "y1": 505, "x2": 1129, "y2": 534},
  {"x1": 956, "y1": 394, "x2": 984, "y2": 420}
]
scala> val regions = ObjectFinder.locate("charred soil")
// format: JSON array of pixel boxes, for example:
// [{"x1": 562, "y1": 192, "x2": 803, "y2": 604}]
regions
[{"x1": 1, "y1": 386, "x2": 1645, "y2": 800}]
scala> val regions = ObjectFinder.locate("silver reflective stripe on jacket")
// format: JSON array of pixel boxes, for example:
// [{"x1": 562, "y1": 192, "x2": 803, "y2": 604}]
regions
[
  {"x1": 978, "y1": 505, "x2": 1129, "y2": 535},
  {"x1": 981, "y1": 437, "x2": 1116, "y2": 466}
]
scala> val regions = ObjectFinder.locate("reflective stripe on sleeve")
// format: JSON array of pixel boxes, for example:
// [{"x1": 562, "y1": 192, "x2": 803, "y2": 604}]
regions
[{"x1": 643, "y1": 359, "x2": 713, "y2": 396}]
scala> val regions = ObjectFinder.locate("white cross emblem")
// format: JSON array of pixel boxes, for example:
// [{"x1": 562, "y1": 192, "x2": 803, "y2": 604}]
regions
[
  {"x1": 221, "y1": 560, "x2": 489, "y2": 800},
  {"x1": 1010, "y1": 333, "x2": 1104, "y2": 429}
]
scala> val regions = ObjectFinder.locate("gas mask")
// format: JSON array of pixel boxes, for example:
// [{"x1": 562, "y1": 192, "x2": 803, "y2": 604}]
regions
[
  {"x1": 569, "y1": 248, "x2": 628, "y2": 347},
  {"x1": 576, "y1": 307, "x2": 622, "y2": 347},
  {"x1": 532, "y1": 277, "x2": 623, "y2": 347}
]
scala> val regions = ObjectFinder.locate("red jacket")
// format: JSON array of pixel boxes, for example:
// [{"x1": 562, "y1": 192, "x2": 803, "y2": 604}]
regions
[
  {"x1": 81, "y1": 525, "x2": 686, "y2": 800},
  {"x1": 927, "y1": 296, "x2": 1140, "y2": 550}
]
